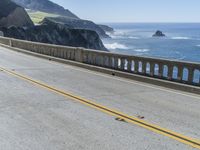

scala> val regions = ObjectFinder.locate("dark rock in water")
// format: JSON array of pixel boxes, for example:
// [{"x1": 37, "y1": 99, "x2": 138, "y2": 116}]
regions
[
  {"x1": 0, "y1": 0, "x2": 34, "y2": 27},
  {"x1": 41, "y1": 17, "x2": 109, "y2": 38},
  {"x1": 0, "y1": 20, "x2": 108, "y2": 51},
  {"x1": 153, "y1": 30, "x2": 166, "y2": 37},
  {"x1": 11, "y1": 0, "x2": 79, "y2": 19},
  {"x1": 98, "y1": 24, "x2": 114, "y2": 33}
]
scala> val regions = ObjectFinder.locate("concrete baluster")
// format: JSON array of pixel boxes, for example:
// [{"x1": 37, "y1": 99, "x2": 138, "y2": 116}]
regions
[
  {"x1": 134, "y1": 60, "x2": 139, "y2": 73},
  {"x1": 90, "y1": 53, "x2": 93, "y2": 64},
  {"x1": 102, "y1": 55, "x2": 106, "y2": 67},
  {"x1": 142, "y1": 62, "x2": 147, "y2": 74},
  {"x1": 75, "y1": 48, "x2": 83, "y2": 62},
  {"x1": 66, "y1": 51, "x2": 70, "y2": 60},
  {"x1": 150, "y1": 63, "x2": 155, "y2": 76},
  {"x1": 93, "y1": 53, "x2": 96, "y2": 65},
  {"x1": 57, "y1": 49, "x2": 60, "y2": 57},
  {"x1": 108, "y1": 56, "x2": 113, "y2": 68},
  {"x1": 64, "y1": 50, "x2": 67, "y2": 59},
  {"x1": 98, "y1": 55, "x2": 103, "y2": 66},
  {"x1": 127, "y1": 59, "x2": 132, "y2": 72},
  {"x1": 121, "y1": 58, "x2": 125, "y2": 70},
  {"x1": 167, "y1": 65, "x2": 173, "y2": 80},
  {"x1": 177, "y1": 66, "x2": 183, "y2": 81},
  {"x1": 188, "y1": 68, "x2": 194, "y2": 84},
  {"x1": 114, "y1": 57, "x2": 119, "y2": 69},
  {"x1": 158, "y1": 63, "x2": 163, "y2": 78}
]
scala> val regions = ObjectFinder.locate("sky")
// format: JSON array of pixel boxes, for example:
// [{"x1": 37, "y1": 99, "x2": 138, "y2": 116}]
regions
[{"x1": 51, "y1": 0, "x2": 200, "y2": 23}]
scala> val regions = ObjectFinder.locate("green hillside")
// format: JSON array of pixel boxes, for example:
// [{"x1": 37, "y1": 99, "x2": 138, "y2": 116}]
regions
[{"x1": 27, "y1": 10, "x2": 59, "y2": 24}]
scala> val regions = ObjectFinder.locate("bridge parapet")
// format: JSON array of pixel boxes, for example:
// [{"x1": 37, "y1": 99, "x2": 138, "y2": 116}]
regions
[{"x1": 0, "y1": 37, "x2": 200, "y2": 86}]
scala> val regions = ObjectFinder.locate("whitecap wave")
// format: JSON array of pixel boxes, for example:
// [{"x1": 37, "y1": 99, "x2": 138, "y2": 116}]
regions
[
  {"x1": 171, "y1": 37, "x2": 191, "y2": 40},
  {"x1": 196, "y1": 45, "x2": 200, "y2": 47},
  {"x1": 104, "y1": 43, "x2": 129, "y2": 50},
  {"x1": 128, "y1": 36, "x2": 140, "y2": 39},
  {"x1": 107, "y1": 31, "x2": 139, "y2": 39},
  {"x1": 134, "y1": 49, "x2": 150, "y2": 52},
  {"x1": 109, "y1": 34, "x2": 139, "y2": 39}
]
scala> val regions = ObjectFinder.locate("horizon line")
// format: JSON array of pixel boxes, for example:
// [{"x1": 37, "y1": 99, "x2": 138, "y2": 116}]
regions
[{"x1": 97, "y1": 21, "x2": 200, "y2": 24}]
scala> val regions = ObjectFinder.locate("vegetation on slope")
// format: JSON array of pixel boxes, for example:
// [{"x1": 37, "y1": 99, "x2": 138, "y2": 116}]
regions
[{"x1": 27, "y1": 10, "x2": 59, "y2": 24}]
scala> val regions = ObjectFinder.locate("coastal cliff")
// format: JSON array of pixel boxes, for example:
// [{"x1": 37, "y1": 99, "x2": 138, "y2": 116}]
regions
[
  {"x1": 0, "y1": 20, "x2": 107, "y2": 51},
  {"x1": 41, "y1": 17, "x2": 109, "y2": 38}
]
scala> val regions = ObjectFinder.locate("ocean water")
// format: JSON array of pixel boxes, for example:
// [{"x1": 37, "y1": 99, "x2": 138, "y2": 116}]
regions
[{"x1": 102, "y1": 23, "x2": 200, "y2": 63}]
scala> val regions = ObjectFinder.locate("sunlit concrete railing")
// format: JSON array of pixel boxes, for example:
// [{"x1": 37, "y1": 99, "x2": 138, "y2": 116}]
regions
[{"x1": 0, "y1": 37, "x2": 200, "y2": 86}]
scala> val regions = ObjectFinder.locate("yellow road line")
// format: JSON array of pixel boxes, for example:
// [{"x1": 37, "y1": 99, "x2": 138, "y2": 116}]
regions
[{"x1": 1, "y1": 67, "x2": 200, "y2": 149}]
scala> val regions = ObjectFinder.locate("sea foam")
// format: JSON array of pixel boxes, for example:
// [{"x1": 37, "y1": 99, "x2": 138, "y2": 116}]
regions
[
  {"x1": 104, "y1": 42, "x2": 128, "y2": 50},
  {"x1": 107, "y1": 31, "x2": 139, "y2": 39},
  {"x1": 134, "y1": 49, "x2": 150, "y2": 52},
  {"x1": 171, "y1": 37, "x2": 191, "y2": 40}
]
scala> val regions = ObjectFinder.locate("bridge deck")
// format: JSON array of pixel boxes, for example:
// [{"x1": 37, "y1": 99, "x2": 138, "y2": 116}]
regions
[{"x1": 0, "y1": 46, "x2": 199, "y2": 150}]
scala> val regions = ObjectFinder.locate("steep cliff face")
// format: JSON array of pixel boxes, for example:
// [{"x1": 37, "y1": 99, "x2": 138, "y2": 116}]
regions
[
  {"x1": 0, "y1": 21, "x2": 107, "y2": 51},
  {"x1": 0, "y1": 0, "x2": 34, "y2": 27},
  {"x1": 12, "y1": 0, "x2": 79, "y2": 19},
  {"x1": 41, "y1": 17, "x2": 109, "y2": 38}
]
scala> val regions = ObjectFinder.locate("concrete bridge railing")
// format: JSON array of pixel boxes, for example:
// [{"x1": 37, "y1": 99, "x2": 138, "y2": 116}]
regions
[{"x1": 0, "y1": 37, "x2": 200, "y2": 86}]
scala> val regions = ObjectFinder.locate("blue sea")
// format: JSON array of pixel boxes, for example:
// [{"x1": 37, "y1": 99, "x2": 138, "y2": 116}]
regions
[{"x1": 102, "y1": 23, "x2": 200, "y2": 63}]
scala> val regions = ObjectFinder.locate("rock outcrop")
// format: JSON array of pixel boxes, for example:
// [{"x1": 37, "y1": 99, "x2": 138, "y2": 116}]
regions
[
  {"x1": 11, "y1": 0, "x2": 79, "y2": 19},
  {"x1": 153, "y1": 30, "x2": 166, "y2": 37},
  {"x1": 0, "y1": 0, "x2": 34, "y2": 27},
  {"x1": 41, "y1": 17, "x2": 109, "y2": 38},
  {"x1": 98, "y1": 24, "x2": 114, "y2": 33},
  {"x1": 0, "y1": 20, "x2": 107, "y2": 51}
]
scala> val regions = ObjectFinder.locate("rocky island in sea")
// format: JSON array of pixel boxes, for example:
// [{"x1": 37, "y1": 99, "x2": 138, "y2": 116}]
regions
[
  {"x1": 0, "y1": 0, "x2": 112, "y2": 51},
  {"x1": 152, "y1": 30, "x2": 166, "y2": 37}
]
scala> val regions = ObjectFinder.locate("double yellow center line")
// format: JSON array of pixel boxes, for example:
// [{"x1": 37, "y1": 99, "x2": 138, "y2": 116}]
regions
[{"x1": 1, "y1": 67, "x2": 200, "y2": 149}]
